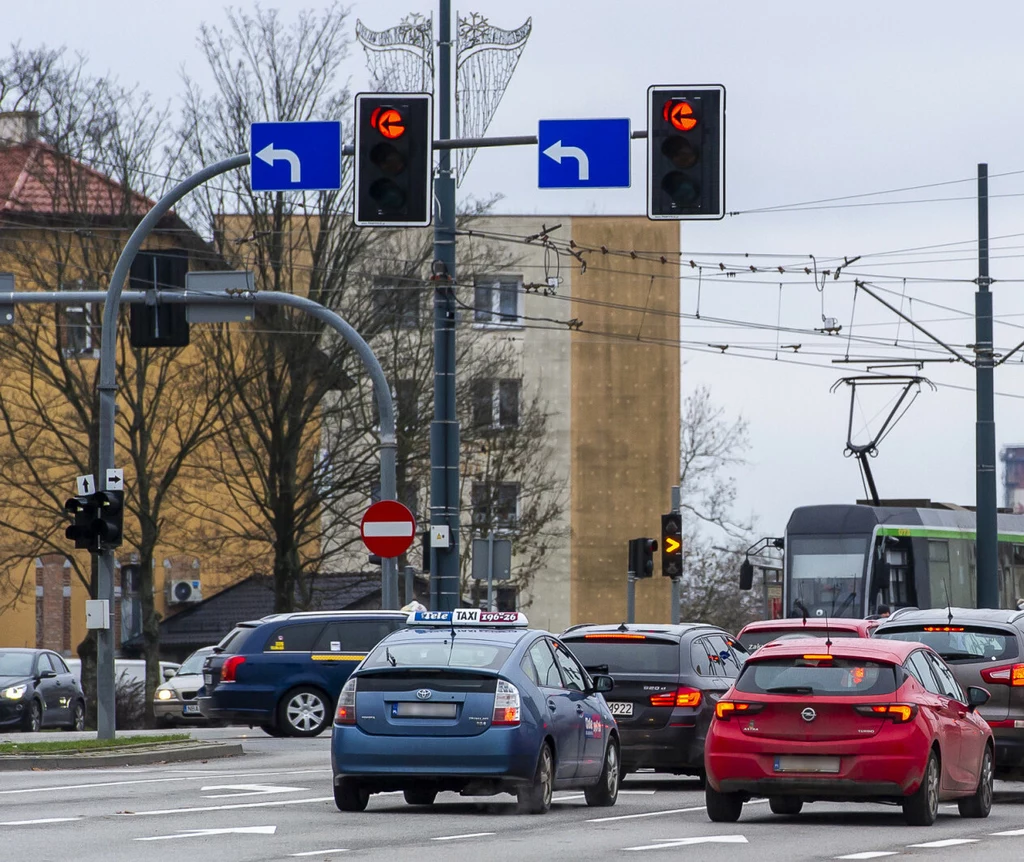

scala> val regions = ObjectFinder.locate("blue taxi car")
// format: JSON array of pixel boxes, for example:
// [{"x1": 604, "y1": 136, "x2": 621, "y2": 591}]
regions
[{"x1": 331, "y1": 609, "x2": 620, "y2": 814}]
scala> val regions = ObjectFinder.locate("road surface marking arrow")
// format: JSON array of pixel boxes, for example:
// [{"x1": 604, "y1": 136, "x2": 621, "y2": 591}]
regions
[
  {"x1": 200, "y1": 784, "x2": 306, "y2": 799},
  {"x1": 255, "y1": 143, "x2": 301, "y2": 183},
  {"x1": 136, "y1": 825, "x2": 277, "y2": 841},
  {"x1": 624, "y1": 835, "x2": 747, "y2": 851},
  {"x1": 543, "y1": 140, "x2": 589, "y2": 181}
]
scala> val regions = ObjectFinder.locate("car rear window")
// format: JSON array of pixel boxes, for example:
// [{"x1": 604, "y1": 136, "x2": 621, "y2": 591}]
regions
[
  {"x1": 362, "y1": 639, "x2": 513, "y2": 671},
  {"x1": 562, "y1": 637, "x2": 680, "y2": 674},
  {"x1": 735, "y1": 657, "x2": 900, "y2": 696},
  {"x1": 741, "y1": 628, "x2": 863, "y2": 651},
  {"x1": 215, "y1": 625, "x2": 257, "y2": 655},
  {"x1": 874, "y1": 625, "x2": 1019, "y2": 663}
]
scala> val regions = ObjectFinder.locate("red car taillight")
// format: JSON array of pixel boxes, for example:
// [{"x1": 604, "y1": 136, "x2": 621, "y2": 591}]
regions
[
  {"x1": 220, "y1": 655, "x2": 246, "y2": 682},
  {"x1": 650, "y1": 687, "x2": 702, "y2": 708},
  {"x1": 335, "y1": 678, "x2": 357, "y2": 725},
  {"x1": 492, "y1": 679, "x2": 521, "y2": 726},
  {"x1": 854, "y1": 704, "x2": 918, "y2": 723},
  {"x1": 715, "y1": 701, "x2": 764, "y2": 720},
  {"x1": 980, "y1": 663, "x2": 1024, "y2": 687}
]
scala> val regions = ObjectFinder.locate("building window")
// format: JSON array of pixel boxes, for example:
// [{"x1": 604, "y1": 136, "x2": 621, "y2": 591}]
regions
[
  {"x1": 471, "y1": 378, "x2": 520, "y2": 429},
  {"x1": 371, "y1": 280, "x2": 420, "y2": 329},
  {"x1": 472, "y1": 482, "x2": 519, "y2": 532},
  {"x1": 61, "y1": 281, "x2": 99, "y2": 358},
  {"x1": 370, "y1": 482, "x2": 420, "y2": 516},
  {"x1": 372, "y1": 378, "x2": 418, "y2": 430},
  {"x1": 474, "y1": 276, "x2": 522, "y2": 326}
]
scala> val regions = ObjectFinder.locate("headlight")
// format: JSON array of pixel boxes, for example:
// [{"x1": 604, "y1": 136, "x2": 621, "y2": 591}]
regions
[
  {"x1": 1, "y1": 684, "x2": 27, "y2": 700},
  {"x1": 156, "y1": 688, "x2": 176, "y2": 701}
]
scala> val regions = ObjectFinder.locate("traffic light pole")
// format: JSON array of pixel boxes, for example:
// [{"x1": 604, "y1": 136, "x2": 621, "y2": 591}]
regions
[
  {"x1": 670, "y1": 485, "x2": 681, "y2": 625},
  {"x1": 429, "y1": 0, "x2": 461, "y2": 613}
]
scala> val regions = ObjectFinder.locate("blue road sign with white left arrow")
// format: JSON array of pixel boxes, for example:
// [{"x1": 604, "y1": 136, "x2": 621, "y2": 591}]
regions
[
  {"x1": 250, "y1": 121, "x2": 343, "y2": 192},
  {"x1": 538, "y1": 118, "x2": 630, "y2": 189}
]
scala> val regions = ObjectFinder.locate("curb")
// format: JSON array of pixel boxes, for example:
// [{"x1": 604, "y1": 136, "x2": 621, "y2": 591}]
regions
[{"x1": 0, "y1": 741, "x2": 245, "y2": 771}]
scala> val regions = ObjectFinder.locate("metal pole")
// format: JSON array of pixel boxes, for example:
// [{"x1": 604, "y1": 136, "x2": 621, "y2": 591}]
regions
[
  {"x1": 976, "y1": 163, "x2": 999, "y2": 608},
  {"x1": 487, "y1": 532, "x2": 495, "y2": 612},
  {"x1": 430, "y1": 0, "x2": 460, "y2": 612},
  {"x1": 670, "y1": 485, "x2": 681, "y2": 625},
  {"x1": 404, "y1": 565, "x2": 415, "y2": 606},
  {"x1": 626, "y1": 575, "x2": 636, "y2": 624}
]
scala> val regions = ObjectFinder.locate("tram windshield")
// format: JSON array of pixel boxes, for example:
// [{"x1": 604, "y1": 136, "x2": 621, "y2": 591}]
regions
[{"x1": 787, "y1": 535, "x2": 870, "y2": 619}]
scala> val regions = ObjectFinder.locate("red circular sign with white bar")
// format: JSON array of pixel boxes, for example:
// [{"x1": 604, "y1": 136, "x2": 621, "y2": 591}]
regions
[{"x1": 360, "y1": 500, "x2": 417, "y2": 558}]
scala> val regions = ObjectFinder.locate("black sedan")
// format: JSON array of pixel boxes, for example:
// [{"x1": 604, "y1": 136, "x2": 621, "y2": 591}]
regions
[{"x1": 0, "y1": 648, "x2": 86, "y2": 732}]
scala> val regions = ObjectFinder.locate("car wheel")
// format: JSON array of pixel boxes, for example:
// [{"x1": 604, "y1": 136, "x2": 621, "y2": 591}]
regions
[
  {"x1": 404, "y1": 788, "x2": 437, "y2": 806},
  {"x1": 769, "y1": 796, "x2": 803, "y2": 815},
  {"x1": 904, "y1": 750, "x2": 939, "y2": 826},
  {"x1": 21, "y1": 700, "x2": 41, "y2": 733},
  {"x1": 585, "y1": 739, "x2": 620, "y2": 807},
  {"x1": 705, "y1": 784, "x2": 743, "y2": 823},
  {"x1": 958, "y1": 745, "x2": 993, "y2": 819},
  {"x1": 278, "y1": 687, "x2": 329, "y2": 737},
  {"x1": 334, "y1": 778, "x2": 369, "y2": 812},
  {"x1": 517, "y1": 743, "x2": 554, "y2": 814},
  {"x1": 65, "y1": 701, "x2": 85, "y2": 731}
]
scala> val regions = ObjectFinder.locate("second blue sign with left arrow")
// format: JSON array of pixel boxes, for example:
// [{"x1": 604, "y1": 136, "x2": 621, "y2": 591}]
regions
[
  {"x1": 538, "y1": 118, "x2": 631, "y2": 189},
  {"x1": 250, "y1": 121, "x2": 343, "y2": 192}
]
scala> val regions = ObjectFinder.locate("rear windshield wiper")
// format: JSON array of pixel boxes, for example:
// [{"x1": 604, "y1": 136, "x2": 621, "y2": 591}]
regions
[
  {"x1": 938, "y1": 652, "x2": 984, "y2": 661},
  {"x1": 765, "y1": 685, "x2": 814, "y2": 694}
]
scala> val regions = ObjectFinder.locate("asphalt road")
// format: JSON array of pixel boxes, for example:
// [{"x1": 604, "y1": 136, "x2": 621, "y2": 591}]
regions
[{"x1": 2, "y1": 727, "x2": 1024, "y2": 861}]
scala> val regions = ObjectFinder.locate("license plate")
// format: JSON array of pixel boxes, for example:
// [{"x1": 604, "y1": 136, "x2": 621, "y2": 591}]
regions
[
  {"x1": 183, "y1": 704, "x2": 201, "y2": 715},
  {"x1": 203, "y1": 673, "x2": 212, "y2": 685},
  {"x1": 774, "y1": 755, "x2": 841, "y2": 773},
  {"x1": 607, "y1": 701, "x2": 633, "y2": 717},
  {"x1": 392, "y1": 702, "x2": 458, "y2": 718}
]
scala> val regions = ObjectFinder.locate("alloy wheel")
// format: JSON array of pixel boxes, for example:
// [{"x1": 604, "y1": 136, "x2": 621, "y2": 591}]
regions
[{"x1": 286, "y1": 692, "x2": 326, "y2": 733}]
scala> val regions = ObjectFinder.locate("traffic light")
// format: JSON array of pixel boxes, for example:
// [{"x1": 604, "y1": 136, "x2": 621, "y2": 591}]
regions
[
  {"x1": 629, "y1": 537, "x2": 658, "y2": 578},
  {"x1": 64, "y1": 494, "x2": 98, "y2": 550},
  {"x1": 129, "y1": 248, "x2": 189, "y2": 348},
  {"x1": 63, "y1": 490, "x2": 124, "y2": 551},
  {"x1": 354, "y1": 92, "x2": 433, "y2": 227},
  {"x1": 661, "y1": 513, "x2": 682, "y2": 577},
  {"x1": 647, "y1": 85, "x2": 725, "y2": 220}
]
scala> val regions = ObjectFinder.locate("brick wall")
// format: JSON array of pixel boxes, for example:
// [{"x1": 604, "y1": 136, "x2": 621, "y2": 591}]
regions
[{"x1": 35, "y1": 554, "x2": 71, "y2": 653}]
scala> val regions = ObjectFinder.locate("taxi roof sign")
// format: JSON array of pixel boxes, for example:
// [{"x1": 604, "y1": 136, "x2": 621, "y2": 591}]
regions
[{"x1": 408, "y1": 608, "x2": 529, "y2": 627}]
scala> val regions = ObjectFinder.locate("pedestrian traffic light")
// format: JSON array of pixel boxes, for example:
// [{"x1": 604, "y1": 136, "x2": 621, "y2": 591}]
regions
[
  {"x1": 354, "y1": 92, "x2": 433, "y2": 227},
  {"x1": 64, "y1": 494, "x2": 98, "y2": 550},
  {"x1": 647, "y1": 85, "x2": 725, "y2": 220},
  {"x1": 661, "y1": 513, "x2": 683, "y2": 577},
  {"x1": 629, "y1": 537, "x2": 658, "y2": 579},
  {"x1": 63, "y1": 489, "x2": 124, "y2": 551}
]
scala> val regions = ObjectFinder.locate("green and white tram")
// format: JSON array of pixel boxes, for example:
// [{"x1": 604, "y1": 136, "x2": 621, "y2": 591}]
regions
[{"x1": 764, "y1": 502, "x2": 1024, "y2": 619}]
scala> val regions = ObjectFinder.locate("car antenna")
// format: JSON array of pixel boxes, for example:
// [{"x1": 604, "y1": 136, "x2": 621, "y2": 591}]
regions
[
  {"x1": 943, "y1": 579, "x2": 954, "y2": 626},
  {"x1": 617, "y1": 621, "x2": 629, "y2": 632},
  {"x1": 824, "y1": 613, "x2": 833, "y2": 650}
]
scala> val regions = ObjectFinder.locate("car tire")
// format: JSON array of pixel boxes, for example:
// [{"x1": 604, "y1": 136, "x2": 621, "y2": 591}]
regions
[
  {"x1": 904, "y1": 750, "x2": 939, "y2": 826},
  {"x1": 585, "y1": 739, "x2": 620, "y2": 807},
  {"x1": 260, "y1": 723, "x2": 287, "y2": 737},
  {"x1": 64, "y1": 700, "x2": 85, "y2": 731},
  {"x1": 769, "y1": 796, "x2": 803, "y2": 815},
  {"x1": 517, "y1": 742, "x2": 554, "y2": 814},
  {"x1": 958, "y1": 745, "x2": 993, "y2": 819},
  {"x1": 404, "y1": 788, "x2": 437, "y2": 806},
  {"x1": 705, "y1": 784, "x2": 743, "y2": 823},
  {"x1": 278, "y1": 687, "x2": 330, "y2": 737},
  {"x1": 21, "y1": 700, "x2": 41, "y2": 733},
  {"x1": 334, "y1": 778, "x2": 369, "y2": 812}
]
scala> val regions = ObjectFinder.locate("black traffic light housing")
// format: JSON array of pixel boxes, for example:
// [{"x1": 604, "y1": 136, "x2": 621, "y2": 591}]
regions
[
  {"x1": 661, "y1": 513, "x2": 682, "y2": 577},
  {"x1": 64, "y1": 489, "x2": 124, "y2": 551},
  {"x1": 129, "y1": 248, "x2": 190, "y2": 347},
  {"x1": 629, "y1": 537, "x2": 658, "y2": 579},
  {"x1": 647, "y1": 84, "x2": 725, "y2": 220},
  {"x1": 739, "y1": 557, "x2": 754, "y2": 591},
  {"x1": 64, "y1": 494, "x2": 98, "y2": 550},
  {"x1": 354, "y1": 92, "x2": 433, "y2": 227}
]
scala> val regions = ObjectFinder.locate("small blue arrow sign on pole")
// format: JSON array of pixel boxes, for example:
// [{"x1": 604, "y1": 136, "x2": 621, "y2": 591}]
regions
[
  {"x1": 250, "y1": 121, "x2": 343, "y2": 192},
  {"x1": 538, "y1": 118, "x2": 630, "y2": 189}
]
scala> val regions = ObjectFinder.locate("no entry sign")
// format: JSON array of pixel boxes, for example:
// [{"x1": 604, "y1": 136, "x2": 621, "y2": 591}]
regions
[{"x1": 360, "y1": 500, "x2": 416, "y2": 558}]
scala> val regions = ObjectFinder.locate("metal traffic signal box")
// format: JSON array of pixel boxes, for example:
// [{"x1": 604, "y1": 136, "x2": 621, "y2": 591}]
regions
[
  {"x1": 647, "y1": 84, "x2": 725, "y2": 220},
  {"x1": 354, "y1": 92, "x2": 433, "y2": 228}
]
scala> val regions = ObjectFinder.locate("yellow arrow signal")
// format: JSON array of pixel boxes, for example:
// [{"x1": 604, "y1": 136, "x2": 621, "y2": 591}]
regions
[{"x1": 664, "y1": 537, "x2": 681, "y2": 555}]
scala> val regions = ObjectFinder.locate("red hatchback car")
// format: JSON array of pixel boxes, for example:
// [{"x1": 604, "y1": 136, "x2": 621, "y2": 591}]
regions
[
  {"x1": 704, "y1": 637, "x2": 994, "y2": 826},
  {"x1": 737, "y1": 618, "x2": 879, "y2": 652}
]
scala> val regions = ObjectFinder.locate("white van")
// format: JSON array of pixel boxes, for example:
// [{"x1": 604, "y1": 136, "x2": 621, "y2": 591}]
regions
[{"x1": 65, "y1": 658, "x2": 180, "y2": 689}]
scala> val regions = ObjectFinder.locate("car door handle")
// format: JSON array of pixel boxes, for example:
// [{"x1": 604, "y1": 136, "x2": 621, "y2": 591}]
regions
[
  {"x1": 547, "y1": 700, "x2": 557, "y2": 712},
  {"x1": 576, "y1": 705, "x2": 585, "y2": 716}
]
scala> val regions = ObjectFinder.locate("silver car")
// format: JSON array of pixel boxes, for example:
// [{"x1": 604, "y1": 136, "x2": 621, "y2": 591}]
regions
[{"x1": 154, "y1": 646, "x2": 217, "y2": 725}]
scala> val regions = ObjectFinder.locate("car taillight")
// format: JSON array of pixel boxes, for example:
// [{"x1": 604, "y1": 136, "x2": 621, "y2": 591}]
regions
[
  {"x1": 335, "y1": 678, "x2": 357, "y2": 725},
  {"x1": 220, "y1": 655, "x2": 246, "y2": 682},
  {"x1": 715, "y1": 701, "x2": 764, "y2": 720},
  {"x1": 492, "y1": 679, "x2": 521, "y2": 726},
  {"x1": 650, "y1": 687, "x2": 702, "y2": 708},
  {"x1": 854, "y1": 704, "x2": 918, "y2": 723},
  {"x1": 980, "y1": 663, "x2": 1024, "y2": 687}
]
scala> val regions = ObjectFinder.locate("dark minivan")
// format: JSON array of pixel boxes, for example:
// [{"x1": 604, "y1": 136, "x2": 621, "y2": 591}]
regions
[
  {"x1": 199, "y1": 610, "x2": 408, "y2": 737},
  {"x1": 561, "y1": 623, "x2": 749, "y2": 781}
]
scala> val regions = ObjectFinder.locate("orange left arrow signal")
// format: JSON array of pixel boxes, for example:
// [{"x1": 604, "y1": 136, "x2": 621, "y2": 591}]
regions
[{"x1": 664, "y1": 537, "x2": 681, "y2": 555}]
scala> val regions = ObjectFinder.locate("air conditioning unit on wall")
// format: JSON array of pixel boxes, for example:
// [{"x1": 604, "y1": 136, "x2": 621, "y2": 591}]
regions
[{"x1": 167, "y1": 579, "x2": 202, "y2": 605}]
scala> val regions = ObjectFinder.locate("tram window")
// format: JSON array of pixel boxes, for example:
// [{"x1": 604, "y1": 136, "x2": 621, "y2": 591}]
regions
[
  {"x1": 928, "y1": 540, "x2": 953, "y2": 608},
  {"x1": 1014, "y1": 545, "x2": 1024, "y2": 566}
]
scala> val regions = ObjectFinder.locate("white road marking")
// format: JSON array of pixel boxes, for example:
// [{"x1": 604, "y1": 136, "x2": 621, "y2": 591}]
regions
[
  {"x1": 624, "y1": 835, "x2": 748, "y2": 851},
  {"x1": 618, "y1": 790, "x2": 657, "y2": 795},
  {"x1": 117, "y1": 796, "x2": 333, "y2": 816},
  {"x1": 993, "y1": 828, "x2": 1024, "y2": 836},
  {"x1": 836, "y1": 853, "x2": 899, "y2": 860},
  {"x1": 0, "y1": 817, "x2": 83, "y2": 826},
  {"x1": 200, "y1": 784, "x2": 306, "y2": 798},
  {"x1": 0, "y1": 769, "x2": 327, "y2": 796},
  {"x1": 290, "y1": 850, "x2": 349, "y2": 857},
  {"x1": 553, "y1": 794, "x2": 586, "y2": 801},
  {"x1": 587, "y1": 798, "x2": 768, "y2": 823},
  {"x1": 431, "y1": 832, "x2": 497, "y2": 841},
  {"x1": 136, "y1": 825, "x2": 277, "y2": 841},
  {"x1": 908, "y1": 839, "x2": 979, "y2": 848}
]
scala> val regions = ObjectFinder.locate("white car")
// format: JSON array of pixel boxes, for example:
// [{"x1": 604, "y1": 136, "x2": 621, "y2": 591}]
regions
[{"x1": 153, "y1": 648, "x2": 215, "y2": 725}]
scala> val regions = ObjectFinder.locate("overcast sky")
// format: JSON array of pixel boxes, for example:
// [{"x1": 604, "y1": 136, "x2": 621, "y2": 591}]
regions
[{"x1": 8, "y1": 1, "x2": 1024, "y2": 539}]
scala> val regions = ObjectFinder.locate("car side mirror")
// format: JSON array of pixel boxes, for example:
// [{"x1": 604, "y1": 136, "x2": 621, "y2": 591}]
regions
[
  {"x1": 163, "y1": 668, "x2": 177, "y2": 681},
  {"x1": 37, "y1": 669, "x2": 56, "y2": 680},
  {"x1": 591, "y1": 673, "x2": 614, "y2": 694},
  {"x1": 967, "y1": 686, "x2": 990, "y2": 710}
]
